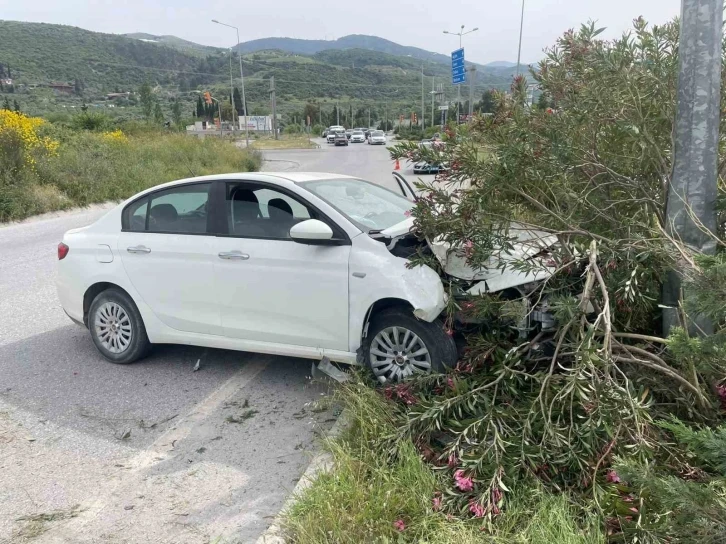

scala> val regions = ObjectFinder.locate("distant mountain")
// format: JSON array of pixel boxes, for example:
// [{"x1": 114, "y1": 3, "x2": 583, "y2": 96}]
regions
[
  {"x1": 123, "y1": 33, "x2": 218, "y2": 56},
  {"x1": 484, "y1": 61, "x2": 517, "y2": 68},
  {"x1": 1, "y1": 21, "x2": 519, "y2": 119},
  {"x1": 0, "y1": 21, "x2": 212, "y2": 89},
  {"x1": 234, "y1": 34, "x2": 516, "y2": 74}
]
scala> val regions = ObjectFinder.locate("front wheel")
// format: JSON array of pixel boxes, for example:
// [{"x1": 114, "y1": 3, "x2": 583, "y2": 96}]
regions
[
  {"x1": 363, "y1": 308, "x2": 457, "y2": 383},
  {"x1": 89, "y1": 288, "x2": 150, "y2": 364}
]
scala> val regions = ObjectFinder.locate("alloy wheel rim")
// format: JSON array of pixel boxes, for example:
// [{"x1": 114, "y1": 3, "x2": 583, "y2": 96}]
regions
[
  {"x1": 369, "y1": 326, "x2": 431, "y2": 383},
  {"x1": 94, "y1": 302, "x2": 132, "y2": 354}
]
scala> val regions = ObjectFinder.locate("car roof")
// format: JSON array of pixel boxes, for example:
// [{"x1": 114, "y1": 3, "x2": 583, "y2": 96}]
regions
[{"x1": 131, "y1": 172, "x2": 359, "y2": 195}]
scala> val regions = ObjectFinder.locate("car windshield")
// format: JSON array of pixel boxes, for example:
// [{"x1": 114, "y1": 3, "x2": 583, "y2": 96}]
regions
[
  {"x1": 300, "y1": 178, "x2": 413, "y2": 232},
  {"x1": 352, "y1": 131, "x2": 363, "y2": 135},
  {"x1": 372, "y1": 131, "x2": 384, "y2": 136}
]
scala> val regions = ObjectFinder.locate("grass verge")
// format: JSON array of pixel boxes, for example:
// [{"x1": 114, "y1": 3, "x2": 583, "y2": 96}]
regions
[
  {"x1": 250, "y1": 136, "x2": 317, "y2": 150},
  {"x1": 0, "y1": 125, "x2": 261, "y2": 222},
  {"x1": 282, "y1": 380, "x2": 604, "y2": 544}
]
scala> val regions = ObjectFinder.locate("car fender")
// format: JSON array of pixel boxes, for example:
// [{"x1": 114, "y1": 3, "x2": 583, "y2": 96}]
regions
[
  {"x1": 347, "y1": 234, "x2": 446, "y2": 353},
  {"x1": 57, "y1": 228, "x2": 172, "y2": 343}
]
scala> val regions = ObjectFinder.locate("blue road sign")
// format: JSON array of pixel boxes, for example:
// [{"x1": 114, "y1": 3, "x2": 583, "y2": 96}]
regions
[{"x1": 451, "y1": 48, "x2": 466, "y2": 85}]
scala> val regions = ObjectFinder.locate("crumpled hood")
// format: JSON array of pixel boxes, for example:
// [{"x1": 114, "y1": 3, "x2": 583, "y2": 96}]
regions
[
  {"x1": 379, "y1": 219, "x2": 558, "y2": 292},
  {"x1": 430, "y1": 225, "x2": 557, "y2": 278}
]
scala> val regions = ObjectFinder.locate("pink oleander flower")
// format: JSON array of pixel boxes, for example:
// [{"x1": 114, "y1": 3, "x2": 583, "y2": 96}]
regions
[
  {"x1": 393, "y1": 519, "x2": 406, "y2": 532},
  {"x1": 454, "y1": 469, "x2": 474, "y2": 492},
  {"x1": 469, "y1": 501, "x2": 485, "y2": 518},
  {"x1": 605, "y1": 470, "x2": 621, "y2": 484}
]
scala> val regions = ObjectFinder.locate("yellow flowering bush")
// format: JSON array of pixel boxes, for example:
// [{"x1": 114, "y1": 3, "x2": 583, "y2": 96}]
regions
[
  {"x1": 0, "y1": 110, "x2": 59, "y2": 178},
  {"x1": 101, "y1": 129, "x2": 128, "y2": 144}
]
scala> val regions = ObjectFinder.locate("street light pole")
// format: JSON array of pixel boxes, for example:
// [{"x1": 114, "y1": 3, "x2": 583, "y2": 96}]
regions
[
  {"x1": 516, "y1": 0, "x2": 525, "y2": 76},
  {"x1": 443, "y1": 25, "x2": 478, "y2": 124},
  {"x1": 421, "y1": 65, "x2": 425, "y2": 132},
  {"x1": 212, "y1": 20, "x2": 249, "y2": 147}
]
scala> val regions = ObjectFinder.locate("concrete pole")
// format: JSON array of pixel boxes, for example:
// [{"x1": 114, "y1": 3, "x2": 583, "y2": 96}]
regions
[
  {"x1": 662, "y1": 0, "x2": 722, "y2": 335},
  {"x1": 270, "y1": 76, "x2": 278, "y2": 140}
]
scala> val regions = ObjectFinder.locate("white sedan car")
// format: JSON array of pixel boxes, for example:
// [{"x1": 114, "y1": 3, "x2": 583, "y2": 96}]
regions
[
  {"x1": 57, "y1": 173, "x2": 457, "y2": 383},
  {"x1": 368, "y1": 130, "x2": 387, "y2": 145},
  {"x1": 350, "y1": 131, "x2": 366, "y2": 143}
]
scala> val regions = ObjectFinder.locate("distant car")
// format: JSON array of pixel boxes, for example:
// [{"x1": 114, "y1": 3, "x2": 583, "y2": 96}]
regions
[
  {"x1": 350, "y1": 131, "x2": 365, "y2": 143},
  {"x1": 368, "y1": 130, "x2": 386, "y2": 145},
  {"x1": 327, "y1": 128, "x2": 344, "y2": 144},
  {"x1": 345, "y1": 129, "x2": 353, "y2": 140},
  {"x1": 412, "y1": 140, "x2": 446, "y2": 174},
  {"x1": 334, "y1": 132, "x2": 349, "y2": 146}
]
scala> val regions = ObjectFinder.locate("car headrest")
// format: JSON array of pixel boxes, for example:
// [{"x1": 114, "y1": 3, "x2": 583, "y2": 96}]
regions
[
  {"x1": 149, "y1": 203, "x2": 178, "y2": 223},
  {"x1": 268, "y1": 198, "x2": 293, "y2": 219}
]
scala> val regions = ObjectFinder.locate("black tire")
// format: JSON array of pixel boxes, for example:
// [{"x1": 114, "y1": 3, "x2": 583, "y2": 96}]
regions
[
  {"x1": 88, "y1": 288, "x2": 151, "y2": 364},
  {"x1": 363, "y1": 307, "x2": 457, "y2": 382}
]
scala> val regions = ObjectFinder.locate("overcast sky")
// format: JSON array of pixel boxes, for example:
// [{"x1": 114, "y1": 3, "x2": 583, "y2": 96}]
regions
[{"x1": 3, "y1": 0, "x2": 681, "y2": 64}]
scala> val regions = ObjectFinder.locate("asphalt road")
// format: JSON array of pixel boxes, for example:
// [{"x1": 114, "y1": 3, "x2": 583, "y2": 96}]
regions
[{"x1": 0, "y1": 137, "x2": 414, "y2": 544}]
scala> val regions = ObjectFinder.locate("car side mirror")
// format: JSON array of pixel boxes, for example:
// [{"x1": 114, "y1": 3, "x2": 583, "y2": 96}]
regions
[{"x1": 289, "y1": 219, "x2": 335, "y2": 245}]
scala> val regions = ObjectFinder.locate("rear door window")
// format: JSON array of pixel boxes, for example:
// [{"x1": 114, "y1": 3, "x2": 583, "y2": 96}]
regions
[{"x1": 123, "y1": 183, "x2": 212, "y2": 234}]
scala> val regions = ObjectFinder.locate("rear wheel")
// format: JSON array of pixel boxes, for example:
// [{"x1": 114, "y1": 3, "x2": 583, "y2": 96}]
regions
[
  {"x1": 89, "y1": 288, "x2": 150, "y2": 364},
  {"x1": 363, "y1": 308, "x2": 457, "y2": 383}
]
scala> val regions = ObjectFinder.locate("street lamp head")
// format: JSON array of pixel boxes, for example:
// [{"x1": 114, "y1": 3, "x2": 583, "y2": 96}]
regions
[
  {"x1": 461, "y1": 24, "x2": 465, "y2": 29},
  {"x1": 212, "y1": 19, "x2": 219, "y2": 23},
  {"x1": 472, "y1": 27, "x2": 479, "y2": 32},
  {"x1": 443, "y1": 30, "x2": 449, "y2": 34}
]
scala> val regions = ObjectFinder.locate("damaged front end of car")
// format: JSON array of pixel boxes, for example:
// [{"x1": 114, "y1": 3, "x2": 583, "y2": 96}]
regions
[{"x1": 371, "y1": 219, "x2": 560, "y2": 338}]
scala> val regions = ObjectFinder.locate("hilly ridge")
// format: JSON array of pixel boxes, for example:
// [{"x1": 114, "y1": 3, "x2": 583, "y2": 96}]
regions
[
  {"x1": 234, "y1": 34, "x2": 518, "y2": 73},
  {"x1": 1, "y1": 20, "x2": 518, "y2": 118}
]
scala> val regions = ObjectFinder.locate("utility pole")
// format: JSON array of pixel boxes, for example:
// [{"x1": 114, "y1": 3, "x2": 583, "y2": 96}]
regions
[
  {"x1": 516, "y1": 0, "x2": 525, "y2": 76},
  {"x1": 336, "y1": 100, "x2": 340, "y2": 125},
  {"x1": 431, "y1": 76, "x2": 435, "y2": 129},
  {"x1": 269, "y1": 76, "x2": 278, "y2": 140},
  {"x1": 468, "y1": 66, "x2": 476, "y2": 118},
  {"x1": 368, "y1": 109, "x2": 371, "y2": 128},
  {"x1": 421, "y1": 65, "x2": 425, "y2": 131},
  {"x1": 662, "y1": 0, "x2": 722, "y2": 335},
  {"x1": 228, "y1": 51, "x2": 236, "y2": 131}
]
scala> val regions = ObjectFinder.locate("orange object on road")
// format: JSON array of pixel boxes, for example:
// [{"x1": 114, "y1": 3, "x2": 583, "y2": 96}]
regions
[{"x1": 394, "y1": 159, "x2": 400, "y2": 170}]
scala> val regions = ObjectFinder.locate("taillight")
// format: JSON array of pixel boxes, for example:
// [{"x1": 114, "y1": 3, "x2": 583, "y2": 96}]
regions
[{"x1": 58, "y1": 242, "x2": 69, "y2": 260}]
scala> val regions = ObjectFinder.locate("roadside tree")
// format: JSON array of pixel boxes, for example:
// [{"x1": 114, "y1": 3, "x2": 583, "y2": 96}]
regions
[{"x1": 388, "y1": 19, "x2": 726, "y2": 540}]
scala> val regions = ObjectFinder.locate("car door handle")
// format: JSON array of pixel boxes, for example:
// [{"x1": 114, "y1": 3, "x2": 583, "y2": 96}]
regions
[
  {"x1": 218, "y1": 251, "x2": 250, "y2": 260},
  {"x1": 127, "y1": 245, "x2": 151, "y2": 254}
]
